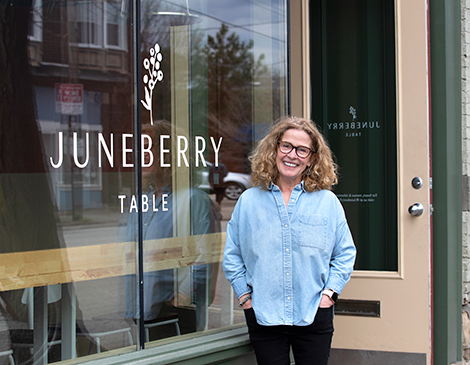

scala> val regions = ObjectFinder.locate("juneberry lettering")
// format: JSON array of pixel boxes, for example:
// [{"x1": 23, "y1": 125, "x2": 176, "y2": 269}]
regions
[
  {"x1": 346, "y1": 132, "x2": 362, "y2": 137},
  {"x1": 118, "y1": 194, "x2": 169, "y2": 213},
  {"x1": 326, "y1": 121, "x2": 381, "y2": 130},
  {"x1": 49, "y1": 132, "x2": 223, "y2": 169}
]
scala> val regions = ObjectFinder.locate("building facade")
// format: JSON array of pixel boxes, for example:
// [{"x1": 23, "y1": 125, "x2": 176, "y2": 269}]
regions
[{"x1": 0, "y1": 0, "x2": 464, "y2": 364}]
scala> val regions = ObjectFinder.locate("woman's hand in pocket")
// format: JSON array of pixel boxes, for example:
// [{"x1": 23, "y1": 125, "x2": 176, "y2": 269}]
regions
[
  {"x1": 239, "y1": 294, "x2": 252, "y2": 309},
  {"x1": 319, "y1": 294, "x2": 334, "y2": 308}
]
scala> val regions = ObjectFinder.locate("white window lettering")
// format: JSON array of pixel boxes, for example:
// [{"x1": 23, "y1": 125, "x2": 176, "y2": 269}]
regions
[
  {"x1": 98, "y1": 133, "x2": 114, "y2": 168},
  {"x1": 50, "y1": 132, "x2": 63, "y2": 168},
  {"x1": 162, "y1": 194, "x2": 169, "y2": 211},
  {"x1": 177, "y1": 136, "x2": 189, "y2": 167},
  {"x1": 160, "y1": 135, "x2": 170, "y2": 167},
  {"x1": 129, "y1": 195, "x2": 138, "y2": 212},
  {"x1": 122, "y1": 134, "x2": 133, "y2": 167},
  {"x1": 118, "y1": 195, "x2": 126, "y2": 213},
  {"x1": 195, "y1": 136, "x2": 207, "y2": 167},
  {"x1": 142, "y1": 194, "x2": 149, "y2": 212},
  {"x1": 141, "y1": 134, "x2": 153, "y2": 168},
  {"x1": 210, "y1": 137, "x2": 223, "y2": 167},
  {"x1": 73, "y1": 132, "x2": 89, "y2": 168}
]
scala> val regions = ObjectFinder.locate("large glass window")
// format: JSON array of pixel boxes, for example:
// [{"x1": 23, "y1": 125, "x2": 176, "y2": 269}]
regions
[{"x1": 0, "y1": 0, "x2": 288, "y2": 363}]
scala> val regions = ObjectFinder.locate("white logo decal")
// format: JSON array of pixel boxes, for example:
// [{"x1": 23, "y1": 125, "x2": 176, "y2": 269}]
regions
[
  {"x1": 349, "y1": 106, "x2": 357, "y2": 121},
  {"x1": 141, "y1": 43, "x2": 164, "y2": 125}
]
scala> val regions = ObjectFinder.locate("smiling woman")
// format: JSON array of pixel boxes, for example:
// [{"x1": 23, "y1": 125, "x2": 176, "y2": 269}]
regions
[{"x1": 223, "y1": 116, "x2": 356, "y2": 365}]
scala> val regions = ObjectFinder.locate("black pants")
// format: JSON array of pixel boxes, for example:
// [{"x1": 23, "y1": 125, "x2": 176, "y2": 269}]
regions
[{"x1": 244, "y1": 307, "x2": 334, "y2": 365}]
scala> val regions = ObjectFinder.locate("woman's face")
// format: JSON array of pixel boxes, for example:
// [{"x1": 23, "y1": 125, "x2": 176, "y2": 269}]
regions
[{"x1": 275, "y1": 129, "x2": 314, "y2": 187}]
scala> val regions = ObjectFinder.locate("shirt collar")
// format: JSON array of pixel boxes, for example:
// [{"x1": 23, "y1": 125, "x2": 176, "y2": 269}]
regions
[{"x1": 268, "y1": 181, "x2": 306, "y2": 192}]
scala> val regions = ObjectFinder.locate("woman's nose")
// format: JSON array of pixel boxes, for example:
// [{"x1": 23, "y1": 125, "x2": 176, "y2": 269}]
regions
[{"x1": 287, "y1": 148, "x2": 297, "y2": 158}]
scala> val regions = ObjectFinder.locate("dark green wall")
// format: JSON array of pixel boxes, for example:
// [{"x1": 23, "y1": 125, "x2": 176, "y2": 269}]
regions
[{"x1": 429, "y1": 0, "x2": 463, "y2": 363}]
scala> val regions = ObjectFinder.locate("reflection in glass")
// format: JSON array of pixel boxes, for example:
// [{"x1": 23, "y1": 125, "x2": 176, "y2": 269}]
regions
[
  {"x1": 123, "y1": 121, "x2": 223, "y2": 339},
  {"x1": 310, "y1": 0, "x2": 398, "y2": 271},
  {"x1": 0, "y1": 0, "x2": 288, "y2": 362}
]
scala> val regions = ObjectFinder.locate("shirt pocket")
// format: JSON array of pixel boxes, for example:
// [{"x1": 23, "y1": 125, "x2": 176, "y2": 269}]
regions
[{"x1": 299, "y1": 214, "x2": 328, "y2": 250}]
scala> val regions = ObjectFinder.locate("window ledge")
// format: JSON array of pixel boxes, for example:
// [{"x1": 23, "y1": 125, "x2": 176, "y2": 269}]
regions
[{"x1": 63, "y1": 326, "x2": 253, "y2": 365}]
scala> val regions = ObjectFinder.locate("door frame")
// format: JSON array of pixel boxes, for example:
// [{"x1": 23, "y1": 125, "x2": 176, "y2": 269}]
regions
[{"x1": 289, "y1": 0, "x2": 462, "y2": 363}]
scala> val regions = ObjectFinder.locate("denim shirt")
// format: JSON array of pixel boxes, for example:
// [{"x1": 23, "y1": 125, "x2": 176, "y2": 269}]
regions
[{"x1": 223, "y1": 182, "x2": 356, "y2": 326}]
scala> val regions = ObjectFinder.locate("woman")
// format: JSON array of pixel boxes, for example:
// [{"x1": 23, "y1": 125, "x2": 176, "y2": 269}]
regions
[{"x1": 223, "y1": 117, "x2": 356, "y2": 364}]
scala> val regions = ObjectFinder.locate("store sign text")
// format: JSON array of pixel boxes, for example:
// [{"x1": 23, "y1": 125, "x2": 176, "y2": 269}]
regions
[
  {"x1": 326, "y1": 121, "x2": 380, "y2": 130},
  {"x1": 49, "y1": 132, "x2": 223, "y2": 169},
  {"x1": 118, "y1": 193, "x2": 169, "y2": 213}
]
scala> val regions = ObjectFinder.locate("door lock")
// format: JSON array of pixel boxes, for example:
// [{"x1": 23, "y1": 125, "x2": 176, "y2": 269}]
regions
[
  {"x1": 411, "y1": 177, "x2": 423, "y2": 189},
  {"x1": 408, "y1": 202, "x2": 424, "y2": 217}
]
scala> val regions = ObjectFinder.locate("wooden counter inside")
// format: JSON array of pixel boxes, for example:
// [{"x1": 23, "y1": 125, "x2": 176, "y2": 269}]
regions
[{"x1": 0, "y1": 232, "x2": 225, "y2": 291}]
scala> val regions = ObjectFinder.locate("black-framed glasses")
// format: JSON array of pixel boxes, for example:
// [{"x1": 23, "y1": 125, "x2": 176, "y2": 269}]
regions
[{"x1": 277, "y1": 141, "x2": 313, "y2": 158}]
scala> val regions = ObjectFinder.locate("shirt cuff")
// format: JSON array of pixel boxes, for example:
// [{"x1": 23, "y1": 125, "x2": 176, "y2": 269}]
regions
[
  {"x1": 325, "y1": 277, "x2": 346, "y2": 295},
  {"x1": 231, "y1": 276, "x2": 252, "y2": 299},
  {"x1": 322, "y1": 289, "x2": 337, "y2": 297}
]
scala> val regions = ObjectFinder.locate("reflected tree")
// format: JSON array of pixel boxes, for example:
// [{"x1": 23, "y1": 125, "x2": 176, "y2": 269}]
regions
[{"x1": 205, "y1": 23, "x2": 267, "y2": 172}]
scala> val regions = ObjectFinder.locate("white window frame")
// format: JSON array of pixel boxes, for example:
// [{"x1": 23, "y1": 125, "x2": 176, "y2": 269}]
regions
[
  {"x1": 73, "y1": 0, "x2": 104, "y2": 49},
  {"x1": 104, "y1": 0, "x2": 128, "y2": 50},
  {"x1": 28, "y1": 0, "x2": 42, "y2": 42}
]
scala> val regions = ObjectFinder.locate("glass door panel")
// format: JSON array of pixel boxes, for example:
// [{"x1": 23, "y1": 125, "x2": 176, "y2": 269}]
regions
[{"x1": 310, "y1": 0, "x2": 398, "y2": 271}]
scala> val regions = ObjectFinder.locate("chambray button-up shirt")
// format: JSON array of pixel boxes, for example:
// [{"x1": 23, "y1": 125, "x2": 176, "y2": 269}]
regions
[{"x1": 223, "y1": 181, "x2": 356, "y2": 326}]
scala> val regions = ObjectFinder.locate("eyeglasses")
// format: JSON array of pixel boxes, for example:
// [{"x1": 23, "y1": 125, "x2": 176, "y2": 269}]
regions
[{"x1": 278, "y1": 141, "x2": 313, "y2": 158}]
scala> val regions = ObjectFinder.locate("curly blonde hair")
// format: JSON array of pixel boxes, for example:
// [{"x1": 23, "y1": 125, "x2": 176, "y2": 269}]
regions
[{"x1": 249, "y1": 116, "x2": 338, "y2": 192}]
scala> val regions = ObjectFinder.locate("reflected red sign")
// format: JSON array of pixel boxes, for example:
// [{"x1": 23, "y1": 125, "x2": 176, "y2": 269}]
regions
[{"x1": 55, "y1": 83, "x2": 83, "y2": 115}]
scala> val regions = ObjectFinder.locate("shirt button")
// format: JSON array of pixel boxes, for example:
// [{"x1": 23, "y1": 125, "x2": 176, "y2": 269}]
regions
[
  {"x1": 285, "y1": 224, "x2": 288, "y2": 227},
  {"x1": 287, "y1": 297, "x2": 291, "y2": 300},
  {"x1": 286, "y1": 248, "x2": 289, "y2": 251},
  {"x1": 286, "y1": 273, "x2": 289, "y2": 275}
]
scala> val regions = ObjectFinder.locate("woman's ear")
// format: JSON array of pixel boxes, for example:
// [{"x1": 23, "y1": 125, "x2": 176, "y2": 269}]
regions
[{"x1": 310, "y1": 153, "x2": 317, "y2": 164}]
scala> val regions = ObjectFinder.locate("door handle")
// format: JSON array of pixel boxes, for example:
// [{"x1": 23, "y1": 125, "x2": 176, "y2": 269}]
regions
[{"x1": 408, "y1": 203, "x2": 424, "y2": 217}]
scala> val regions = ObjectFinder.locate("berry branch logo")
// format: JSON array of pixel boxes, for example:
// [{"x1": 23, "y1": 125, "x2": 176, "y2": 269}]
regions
[
  {"x1": 141, "y1": 43, "x2": 164, "y2": 125},
  {"x1": 349, "y1": 106, "x2": 357, "y2": 121}
]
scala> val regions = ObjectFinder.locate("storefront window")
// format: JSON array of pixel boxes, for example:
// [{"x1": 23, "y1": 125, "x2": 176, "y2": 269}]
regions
[{"x1": 0, "y1": 0, "x2": 288, "y2": 363}]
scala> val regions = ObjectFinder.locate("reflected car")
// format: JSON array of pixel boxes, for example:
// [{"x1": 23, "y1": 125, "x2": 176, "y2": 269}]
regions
[
  {"x1": 223, "y1": 171, "x2": 251, "y2": 200},
  {"x1": 198, "y1": 163, "x2": 251, "y2": 200}
]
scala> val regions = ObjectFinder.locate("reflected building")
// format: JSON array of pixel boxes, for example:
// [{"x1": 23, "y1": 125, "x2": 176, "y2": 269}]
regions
[{"x1": 30, "y1": 0, "x2": 132, "y2": 214}]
